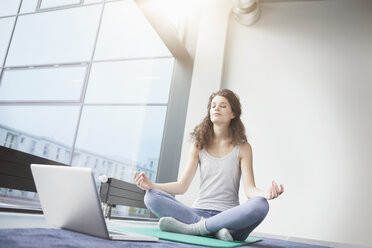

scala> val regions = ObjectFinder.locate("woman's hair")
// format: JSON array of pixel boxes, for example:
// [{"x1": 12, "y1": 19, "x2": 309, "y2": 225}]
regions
[{"x1": 191, "y1": 89, "x2": 247, "y2": 150}]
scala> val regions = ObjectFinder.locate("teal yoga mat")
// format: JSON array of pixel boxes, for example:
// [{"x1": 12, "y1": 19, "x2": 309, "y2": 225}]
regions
[{"x1": 113, "y1": 227, "x2": 261, "y2": 247}]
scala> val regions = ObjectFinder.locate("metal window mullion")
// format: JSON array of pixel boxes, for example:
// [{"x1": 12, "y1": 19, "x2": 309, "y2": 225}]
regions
[
  {"x1": 68, "y1": 2, "x2": 106, "y2": 166},
  {"x1": 2, "y1": 62, "x2": 89, "y2": 71},
  {"x1": 10, "y1": 1, "x2": 104, "y2": 17},
  {"x1": 83, "y1": 103, "x2": 168, "y2": 106},
  {"x1": 0, "y1": 102, "x2": 168, "y2": 106},
  {"x1": 0, "y1": 101, "x2": 81, "y2": 106},
  {"x1": 0, "y1": 0, "x2": 23, "y2": 85},
  {"x1": 155, "y1": 59, "x2": 176, "y2": 183},
  {"x1": 0, "y1": 15, "x2": 18, "y2": 20},
  {"x1": 37, "y1": 0, "x2": 84, "y2": 12},
  {"x1": 92, "y1": 55, "x2": 173, "y2": 64},
  {"x1": 1, "y1": 55, "x2": 173, "y2": 70}
]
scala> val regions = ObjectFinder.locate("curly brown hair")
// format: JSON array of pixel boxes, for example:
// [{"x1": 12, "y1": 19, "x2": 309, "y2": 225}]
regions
[{"x1": 190, "y1": 89, "x2": 247, "y2": 150}]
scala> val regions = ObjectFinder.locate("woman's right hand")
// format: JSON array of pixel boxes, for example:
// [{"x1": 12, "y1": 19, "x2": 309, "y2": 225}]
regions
[{"x1": 133, "y1": 171, "x2": 153, "y2": 190}]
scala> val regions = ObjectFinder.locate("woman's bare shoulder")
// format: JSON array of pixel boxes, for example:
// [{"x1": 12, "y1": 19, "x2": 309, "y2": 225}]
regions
[
  {"x1": 240, "y1": 141, "x2": 252, "y2": 150},
  {"x1": 239, "y1": 141, "x2": 252, "y2": 159},
  {"x1": 190, "y1": 142, "x2": 201, "y2": 157}
]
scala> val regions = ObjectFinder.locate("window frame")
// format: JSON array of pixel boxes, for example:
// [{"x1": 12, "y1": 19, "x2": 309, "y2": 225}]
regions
[
  {"x1": 133, "y1": 0, "x2": 194, "y2": 183},
  {"x1": 0, "y1": 0, "x2": 194, "y2": 213}
]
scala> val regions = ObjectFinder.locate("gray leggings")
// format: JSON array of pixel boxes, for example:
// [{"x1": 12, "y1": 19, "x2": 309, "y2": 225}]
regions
[{"x1": 144, "y1": 189, "x2": 269, "y2": 241}]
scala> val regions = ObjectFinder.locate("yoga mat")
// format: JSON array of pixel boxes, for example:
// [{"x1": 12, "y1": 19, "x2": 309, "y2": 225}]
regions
[{"x1": 112, "y1": 227, "x2": 261, "y2": 247}]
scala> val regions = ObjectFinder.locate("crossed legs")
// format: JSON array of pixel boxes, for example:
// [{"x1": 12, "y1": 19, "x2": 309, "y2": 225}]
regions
[{"x1": 144, "y1": 189, "x2": 269, "y2": 241}]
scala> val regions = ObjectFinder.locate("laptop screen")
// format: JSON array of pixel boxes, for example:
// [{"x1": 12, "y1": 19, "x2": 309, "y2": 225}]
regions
[{"x1": 31, "y1": 164, "x2": 110, "y2": 239}]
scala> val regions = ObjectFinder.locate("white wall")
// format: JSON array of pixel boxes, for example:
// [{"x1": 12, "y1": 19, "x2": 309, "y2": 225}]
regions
[
  {"x1": 176, "y1": 0, "x2": 231, "y2": 207},
  {"x1": 221, "y1": 0, "x2": 372, "y2": 247}
]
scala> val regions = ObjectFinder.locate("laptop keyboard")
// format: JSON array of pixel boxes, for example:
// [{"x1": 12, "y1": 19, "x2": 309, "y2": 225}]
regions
[{"x1": 109, "y1": 229, "x2": 129, "y2": 236}]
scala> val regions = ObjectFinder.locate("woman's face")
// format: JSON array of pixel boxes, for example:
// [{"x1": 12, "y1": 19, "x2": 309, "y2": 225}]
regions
[{"x1": 210, "y1": 95, "x2": 235, "y2": 124}]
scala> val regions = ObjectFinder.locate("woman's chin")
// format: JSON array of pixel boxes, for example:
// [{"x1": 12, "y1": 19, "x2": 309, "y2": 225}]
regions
[{"x1": 211, "y1": 119, "x2": 229, "y2": 125}]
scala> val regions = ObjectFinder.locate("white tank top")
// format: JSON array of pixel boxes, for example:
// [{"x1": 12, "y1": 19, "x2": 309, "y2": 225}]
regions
[{"x1": 192, "y1": 145, "x2": 241, "y2": 211}]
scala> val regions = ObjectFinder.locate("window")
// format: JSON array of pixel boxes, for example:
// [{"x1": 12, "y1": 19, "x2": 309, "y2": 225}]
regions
[
  {"x1": 64, "y1": 151, "x2": 71, "y2": 164},
  {"x1": 6, "y1": 5, "x2": 101, "y2": 66},
  {"x1": 0, "y1": 1, "x2": 20, "y2": 17},
  {"x1": 19, "y1": 0, "x2": 38, "y2": 14},
  {"x1": 74, "y1": 105, "x2": 167, "y2": 182},
  {"x1": 0, "y1": 0, "x2": 192, "y2": 218},
  {"x1": 0, "y1": 66, "x2": 86, "y2": 101},
  {"x1": 94, "y1": 1, "x2": 171, "y2": 60},
  {"x1": 84, "y1": 156, "x2": 91, "y2": 167},
  {"x1": 0, "y1": 105, "x2": 80, "y2": 159},
  {"x1": 4, "y1": 132, "x2": 18, "y2": 148},
  {"x1": 72, "y1": 152, "x2": 81, "y2": 165},
  {"x1": 0, "y1": 17, "x2": 16, "y2": 66},
  {"x1": 56, "y1": 147, "x2": 61, "y2": 160},
  {"x1": 42, "y1": 143, "x2": 50, "y2": 157},
  {"x1": 30, "y1": 140, "x2": 36, "y2": 154},
  {"x1": 39, "y1": 0, "x2": 81, "y2": 9},
  {"x1": 85, "y1": 59, "x2": 173, "y2": 104}
]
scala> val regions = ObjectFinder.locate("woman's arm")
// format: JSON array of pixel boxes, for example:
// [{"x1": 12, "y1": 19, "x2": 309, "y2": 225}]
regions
[
  {"x1": 240, "y1": 142, "x2": 284, "y2": 200},
  {"x1": 133, "y1": 143, "x2": 200, "y2": 195}
]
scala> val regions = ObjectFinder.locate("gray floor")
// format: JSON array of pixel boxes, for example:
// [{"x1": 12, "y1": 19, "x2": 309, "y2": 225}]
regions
[
  {"x1": 0, "y1": 212, "x2": 356, "y2": 248},
  {"x1": 0, "y1": 227, "x2": 331, "y2": 248}
]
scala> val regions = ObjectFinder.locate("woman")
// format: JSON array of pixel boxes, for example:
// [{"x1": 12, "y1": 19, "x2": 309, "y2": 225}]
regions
[{"x1": 133, "y1": 89, "x2": 284, "y2": 241}]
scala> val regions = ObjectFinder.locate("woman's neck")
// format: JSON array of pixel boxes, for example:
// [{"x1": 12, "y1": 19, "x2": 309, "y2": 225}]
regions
[{"x1": 212, "y1": 124, "x2": 231, "y2": 143}]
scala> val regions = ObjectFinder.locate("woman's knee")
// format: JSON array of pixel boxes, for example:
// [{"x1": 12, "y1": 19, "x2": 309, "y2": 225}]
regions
[
  {"x1": 144, "y1": 189, "x2": 173, "y2": 211},
  {"x1": 144, "y1": 189, "x2": 162, "y2": 209},
  {"x1": 251, "y1": 196, "x2": 270, "y2": 218}
]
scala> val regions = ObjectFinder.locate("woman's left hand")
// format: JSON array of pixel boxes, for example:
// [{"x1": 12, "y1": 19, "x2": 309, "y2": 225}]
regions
[{"x1": 265, "y1": 181, "x2": 284, "y2": 200}]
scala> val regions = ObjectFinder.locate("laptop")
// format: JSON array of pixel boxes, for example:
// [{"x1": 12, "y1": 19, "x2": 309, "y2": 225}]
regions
[{"x1": 30, "y1": 164, "x2": 158, "y2": 241}]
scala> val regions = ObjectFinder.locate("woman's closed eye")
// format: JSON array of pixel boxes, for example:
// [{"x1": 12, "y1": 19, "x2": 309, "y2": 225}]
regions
[{"x1": 212, "y1": 103, "x2": 227, "y2": 109}]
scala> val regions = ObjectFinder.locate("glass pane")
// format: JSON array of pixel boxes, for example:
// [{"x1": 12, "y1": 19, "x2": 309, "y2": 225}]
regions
[
  {"x1": 6, "y1": 5, "x2": 102, "y2": 66},
  {"x1": 84, "y1": 0, "x2": 103, "y2": 4},
  {"x1": 0, "y1": 17, "x2": 15, "y2": 66},
  {"x1": 85, "y1": 58, "x2": 174, "y2": 104},
  {"x1": 73, "y1": 106, "x2": 166, "y2": 184},
  {"x1": 40, "y1": 0, "x2": 81, "y2": 9},
  {"x1": 0, "y1": 106, "x2": 80, "y2": 163},
  {"x1": 0, "y1": 188, "x2": 41, "y2": 210},
  {"x1": 0, "y1": 66, "x2": 86, "y2": 101},
  {"x1": 0, "y1": 0, "x2": 20, "y2": 17},
  {"x1": 19, "y1": 0, "x2": 39, "y2": 14},
  {"x1": 94, "y1": 0, "x2": 171, "y2": 60}
]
